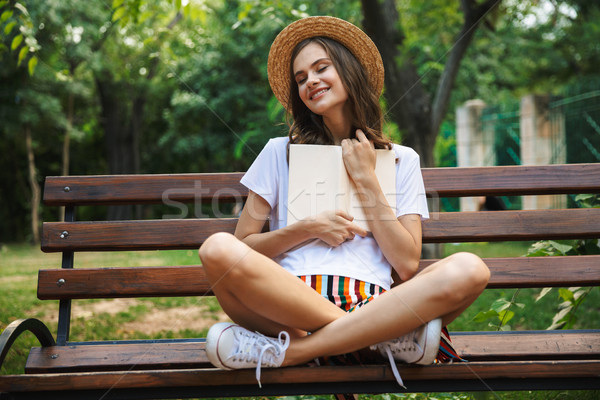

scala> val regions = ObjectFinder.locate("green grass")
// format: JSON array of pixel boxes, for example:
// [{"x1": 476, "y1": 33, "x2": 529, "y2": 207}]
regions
[
  {"x1": 0, "y1": 244, "x2": 208, "y2": 375},
  {"x1": 1, "y1": 243, "x2": 598, "y2": 400}
]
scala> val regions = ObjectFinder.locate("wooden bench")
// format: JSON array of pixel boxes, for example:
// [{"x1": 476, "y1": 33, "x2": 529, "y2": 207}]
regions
[{"x1": 1, "y1": 163, "x2": 599, "y2": 399}]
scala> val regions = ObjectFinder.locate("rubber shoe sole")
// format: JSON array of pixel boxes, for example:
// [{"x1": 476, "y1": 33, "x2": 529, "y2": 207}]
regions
[
  {"x1": 416, "y1": 317, "x2": 442, "y2": 365},
  {"x1": 205, "y1": 322, "x2": 236, "y2": 370}
]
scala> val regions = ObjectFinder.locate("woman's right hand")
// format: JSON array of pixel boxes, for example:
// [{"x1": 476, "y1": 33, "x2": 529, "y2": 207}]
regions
[
  {"x1": 236, "y1": 192, "x2": 367, "y2": 258},
  {"x1": 305, "y1": 210, "x2": 368, "y2": 247}
]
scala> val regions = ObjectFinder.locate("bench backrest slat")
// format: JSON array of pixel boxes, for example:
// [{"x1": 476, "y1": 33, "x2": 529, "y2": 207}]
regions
[
  {"x1": 41, "y1": 219, "x2": 238, "y2": 252},
  {"x1": 423, "y1": 163, "x2": 600, "y2": 197},
  {"x1": 42, "y1": 164, "x2": 600, "y2": 206},
  {"x1": 36, "y1": 255, "x2": 600, "y2": 300},
  {"x1": 43, "y1": 173, "x2": 247, "y2": 206},
  {"x1": 424, "y1": 208, "x2": 600, "y2": 243},
  {"x1": 41, "y1": 209, "x2": 600, "y2": 252},
  {"x1": 38, "y1": 266, "x2": 211, "y2": 299}
]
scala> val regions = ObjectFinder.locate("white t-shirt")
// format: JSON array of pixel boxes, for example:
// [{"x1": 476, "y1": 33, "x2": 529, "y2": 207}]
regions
[{"x1": 240, "y1": 136, "x2": 429, "y2": 289}]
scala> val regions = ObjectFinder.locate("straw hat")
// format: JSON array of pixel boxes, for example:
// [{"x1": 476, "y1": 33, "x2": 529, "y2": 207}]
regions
[{"x1": 267, "y1": 16, "x2": 385, "y2": 111}]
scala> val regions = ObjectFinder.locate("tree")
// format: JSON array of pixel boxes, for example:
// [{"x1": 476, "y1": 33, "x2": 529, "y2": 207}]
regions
[
  {"x1": 1, "y1": 1, "x2": 55, "y2": 243},
  {"x1": 361, "y1": 0, "x2": 500, "y2": 167},
  {"x1": 1, "y1": 0, "x2": 598, "y2": 242},
  {"x1": 63, "y1": 0, "x2": 192, "y2": 219}
]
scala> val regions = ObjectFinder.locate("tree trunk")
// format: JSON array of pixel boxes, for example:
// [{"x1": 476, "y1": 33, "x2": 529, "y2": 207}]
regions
[
  {"x1": 361, "y1": 0, "x2": 434, "y2": 166},
  {"x1": 93, "y1": 12, "x2": 181, "y2": 221},
  {"x1": 361, "y1": 0, "x2": 500, "y2": 167},
  {"x1": 95, "y1": 76, "x2": 139, "y2": 220},
  {"x1": 25, "y1": 125, "x2": 40, "y2": 244},
  {"x1": 431, "y1": 0, "x2": 501, "y2": 135}
]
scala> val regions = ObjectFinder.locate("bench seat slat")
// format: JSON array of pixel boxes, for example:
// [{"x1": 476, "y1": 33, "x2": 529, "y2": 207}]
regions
[
  {"x1": 36, "y1": 255, "x2": 600, "y2": 300},
  {"x1": 41, "y1": 208, "x2": 600, "y2": 252},
  {"x1": 42, "y1": 164, "x2": 600, "y2": 206},
  {"x1": 5, "y1": 361, "x2": 600, "y2": 393},
  {"x1": 23, "y1": 331, "x2": 600, "y2": 374},
  {"x1": 25, "y1": 341, "x2": 211, "y2": 373}
]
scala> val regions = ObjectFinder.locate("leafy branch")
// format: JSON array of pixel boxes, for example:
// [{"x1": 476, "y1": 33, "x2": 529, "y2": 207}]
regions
[
  {"x1": 0, "y1": 1, "x2": 39, "y2": 75},
  {"x1": 473, "y1": 290, "x2": 524, "y2": 331}
]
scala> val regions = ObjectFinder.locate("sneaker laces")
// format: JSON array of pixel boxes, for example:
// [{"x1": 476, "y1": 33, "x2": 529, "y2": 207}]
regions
[
  {"x1": 370, "y1": 330, "x2": 422, "y2": 389},
  {"x1": 382, "y1": 344, "x2": 406, "y2": 389},
  {"x1": 387, "y1": 330, "x2": 423, "y2": 357},
  {"x1": 234, "y1": 329, "x2": 290, "y2": 388}
]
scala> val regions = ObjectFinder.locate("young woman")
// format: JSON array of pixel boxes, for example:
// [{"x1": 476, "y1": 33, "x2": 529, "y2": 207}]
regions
[{"x1": 199, "y1": 16, "x2": 490, "y2": 388}]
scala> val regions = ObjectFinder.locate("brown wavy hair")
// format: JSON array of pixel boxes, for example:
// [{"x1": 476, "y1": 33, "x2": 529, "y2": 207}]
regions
[{"x1": 287, "y1": 37, "x2": 390, "y2": 149}]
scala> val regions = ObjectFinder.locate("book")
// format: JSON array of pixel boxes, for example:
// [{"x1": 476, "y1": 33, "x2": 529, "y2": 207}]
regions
[{"x1": 287, "y1": 144, "x2": 396, "y2": 231}]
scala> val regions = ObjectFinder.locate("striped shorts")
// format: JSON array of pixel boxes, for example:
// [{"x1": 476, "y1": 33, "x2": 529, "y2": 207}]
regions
[
  {"x1": 299, "y1": 274, "x2": 464, "y2": 363},
  {"x1": 298, "y1": 275, "x2": 385, "y2": 312}
]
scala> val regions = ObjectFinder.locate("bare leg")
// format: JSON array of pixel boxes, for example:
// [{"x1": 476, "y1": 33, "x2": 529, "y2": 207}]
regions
[
  {"x1": 199, "y1": 232, "x2": 346, "y2": 338},
  {"x1": 412, "y1": 252, "x2": 490, "y2": 326},
  {"x1": 200, "y1": 233, "x2": 489, "y2": 367},
  {"x1": 282, "y1": 252, "x2": 489, "y2": 366}
]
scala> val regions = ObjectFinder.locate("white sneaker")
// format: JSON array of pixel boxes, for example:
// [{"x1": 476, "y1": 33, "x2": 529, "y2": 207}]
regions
[
  {"x1": 206, "y1": 322, "x2": 290, "y2": 387},
  {"x1": 378, "y1": 317, "x2": 442, "y2": 365},
  {"x1": 370, "y1": 318, "x2": 442, "y2": 388}
]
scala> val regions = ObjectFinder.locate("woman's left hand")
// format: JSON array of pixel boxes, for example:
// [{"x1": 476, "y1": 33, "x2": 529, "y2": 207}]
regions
[{"x1": 341, "y1": 129, "x2": 376, "y2": 184}]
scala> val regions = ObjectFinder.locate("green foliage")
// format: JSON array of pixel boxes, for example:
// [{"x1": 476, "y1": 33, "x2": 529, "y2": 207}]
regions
[
  {"x1": 0, "y1": 1, "x2": 39, "y2": 74},
  {"x1": 398, "y1": 0, "x2": 465, "y2": 96},
  {"x1": 2, "y1": 0, "x2": 600, "y2": 238},
  {"x1": 153, "y1": 0, "x2": 363, "y2": 174},
  {"x1": 473, "y1": 201, "x2": 599, "y2": 331},
  {"x1": 446, "y1": 0, "x2": 600, "y2": 132},
  {"x1": 574, "y1": 193, "x2": 600, "y2": 208},
  {"x1": 526, "y1": 235, "x2": 599, "y2": 330},
  {"x1": 155, "y1": 1, "x2": 284, "y2": 173},
  {"x1": 234, "y1": 96, "x2": 285, "y2": 160},
  {"x1": 536, "y1": 286, "x2": 593, "y2": 330},
  {"x1": 525, "y1": 194, "x2": 599, "y2": 330},
  {"x1": 433, "y1": 121, "x2": 457, "y2": 168},
  {"x1": 473, "y1": 236, "x2": 599, "y2": 332},
  {"x1": 473, "y1": 290, "x2": 525, "y2": 331}
]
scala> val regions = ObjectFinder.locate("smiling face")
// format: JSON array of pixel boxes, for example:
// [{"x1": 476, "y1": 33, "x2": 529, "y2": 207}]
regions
[{"x1": 292, "y1": 42, "x2": 349, "y2": 119}]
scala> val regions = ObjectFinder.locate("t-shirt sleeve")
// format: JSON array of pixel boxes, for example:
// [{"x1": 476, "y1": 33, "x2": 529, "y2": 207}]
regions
[
  {"x1": 395, "y1": 148, "x2": 429, "y2": 219},
  {"x1": 240, "y1": 139, "x2": 280, "y2": 209}
]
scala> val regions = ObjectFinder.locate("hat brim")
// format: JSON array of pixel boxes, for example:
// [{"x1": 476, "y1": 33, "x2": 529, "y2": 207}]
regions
[{"x1": 267, "y1": 16, "x2": 384, "y2": 111}]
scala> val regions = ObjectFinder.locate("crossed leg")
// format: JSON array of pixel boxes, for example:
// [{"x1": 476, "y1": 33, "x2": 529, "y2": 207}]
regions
[
  {"x1": 199, "y1": 232, "x2": 490, "y2": 367},
  {"x1": 199, "y1": 232, "x2": 346, "y2": 338}
]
